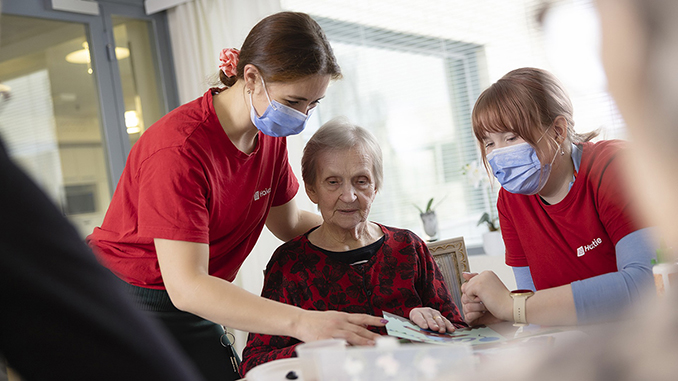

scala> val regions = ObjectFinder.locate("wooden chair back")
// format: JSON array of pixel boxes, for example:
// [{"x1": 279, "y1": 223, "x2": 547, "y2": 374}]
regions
[{"x1": 427, "y1": 236, "x2": 470, "y2": 319}]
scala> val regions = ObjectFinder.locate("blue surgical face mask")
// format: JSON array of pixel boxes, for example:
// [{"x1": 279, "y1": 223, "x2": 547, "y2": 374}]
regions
[
  {"x1": 249, "y1": 77, "x2": 313, "y2": 137},
  {"x1": 486, "y1": 141, "x2": 560, "y2": 195}
]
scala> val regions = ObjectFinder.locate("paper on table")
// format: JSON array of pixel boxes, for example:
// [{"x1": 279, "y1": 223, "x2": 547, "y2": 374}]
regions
[{"x1": 383, "y1": 311, "x2": 505, "y2": 345}]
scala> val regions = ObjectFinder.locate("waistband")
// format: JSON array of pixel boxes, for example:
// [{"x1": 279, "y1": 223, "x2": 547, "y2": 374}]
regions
[{"x1": 118, "y1": 279, "x2": 179, "y2": 313}]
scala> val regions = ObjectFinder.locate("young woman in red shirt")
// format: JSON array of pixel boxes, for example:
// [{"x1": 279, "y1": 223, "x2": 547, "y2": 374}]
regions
[
  {"x1": 461, "y1": 67, "x2": 656, "y2": 327},
  {"x1": 88, "y1": 12, "x2": 384, "y2": 381}
]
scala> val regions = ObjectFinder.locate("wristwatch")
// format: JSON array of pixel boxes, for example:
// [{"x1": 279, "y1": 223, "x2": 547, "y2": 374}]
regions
[{"x1": 510, "y1": 289, "x2": 534, "y2": 326}]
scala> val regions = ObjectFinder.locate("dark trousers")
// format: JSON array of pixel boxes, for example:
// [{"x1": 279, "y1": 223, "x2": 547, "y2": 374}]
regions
[{"x1": 122, "y1": 280, "x2": 241, "y2": 381}]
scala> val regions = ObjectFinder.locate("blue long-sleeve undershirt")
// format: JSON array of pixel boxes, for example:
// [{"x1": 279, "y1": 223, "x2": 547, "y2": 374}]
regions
[{"x1": 512, "y1": 227, "x2": 656, "y2": 324}]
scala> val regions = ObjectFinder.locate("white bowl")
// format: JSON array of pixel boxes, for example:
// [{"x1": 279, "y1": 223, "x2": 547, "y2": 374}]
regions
[{"x1": 245, "y1": 357, "x2": 308, "y2": 381}]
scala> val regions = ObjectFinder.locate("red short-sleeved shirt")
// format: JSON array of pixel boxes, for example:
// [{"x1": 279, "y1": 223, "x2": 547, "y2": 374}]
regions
[
  {"x1": 499, "y1": 140, "x2": 644, "y2": 290},
  {"x1": 88, "y1": 89, "x2": 298, "y2": 289}
]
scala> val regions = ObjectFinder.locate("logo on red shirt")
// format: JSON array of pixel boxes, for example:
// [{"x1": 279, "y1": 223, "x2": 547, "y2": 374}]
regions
[
  {"x1": 253, "y1": 187, "x2": 271, "y2": 201},
  {"x1": 577, "y1": 237, "x2": 603, "y2": 257}
]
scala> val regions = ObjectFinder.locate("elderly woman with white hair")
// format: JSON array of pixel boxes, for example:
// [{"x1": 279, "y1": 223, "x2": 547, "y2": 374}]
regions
[{"x1": 240, "y1": 117, "x2": 466, "y2": 374}]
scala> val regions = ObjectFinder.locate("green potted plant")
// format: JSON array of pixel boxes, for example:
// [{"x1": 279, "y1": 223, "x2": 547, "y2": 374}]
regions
[
  {"x1": 414, "y1": 197, "x2": 442, "y2": 241},
  {"x1": 477, "y1": 212, "x2": 499, "y2": 232},
  {"x1": 477, "y1": 211, "x2": 504, "y2": 256}
]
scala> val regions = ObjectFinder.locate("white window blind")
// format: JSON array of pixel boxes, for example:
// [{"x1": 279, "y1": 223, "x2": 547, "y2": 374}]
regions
[{"x1": 0, "y1": 70, "x2": 65, "y2": 205}]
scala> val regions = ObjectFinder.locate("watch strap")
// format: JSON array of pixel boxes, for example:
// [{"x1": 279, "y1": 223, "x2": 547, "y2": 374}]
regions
[{"x1": 513, "y1": 294, "x2": 528, "y2": 325}]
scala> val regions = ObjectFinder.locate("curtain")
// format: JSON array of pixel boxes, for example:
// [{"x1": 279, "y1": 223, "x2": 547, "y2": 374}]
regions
[{"x1": 167, "y1": 0, "x2": 282, "y2": 104}]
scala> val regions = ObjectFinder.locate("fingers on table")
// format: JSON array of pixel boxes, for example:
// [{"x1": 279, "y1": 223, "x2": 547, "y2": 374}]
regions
[
  {"x1": 349, "y1": 313, "x2": 387, "y2": 327},
  {"x1": 432, "y1": 315, "x2": 455, "y2": 332},
  {"x1": 464, "y1": 310, "x2": 487, "y2": 325},
  {"x1": 341, "y1": 330, "x2": 379, "y2": 346},
  {"x1": 464, "y1": 300, "x2": 486, "y2": 313},
  {"x1": 442, "y1": 317, "x2": 456, "y2": 332},
  {"x1": 461, "y1": 293, "x2": 482, "y2": 304},
  {"x1": 421, "y1": 313, "x2": 453, "y2": 333},
  {"x1": 315, "y1": 312, "x2": 382, "y2": 345},
  {"x1": 337, "y1": 322, "x2": 381, "y2": 345}
]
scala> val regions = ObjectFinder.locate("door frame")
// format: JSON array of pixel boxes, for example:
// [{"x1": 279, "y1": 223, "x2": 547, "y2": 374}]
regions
[{"x1": 1, "y1": 0, "x2": 179, "y2": 191}]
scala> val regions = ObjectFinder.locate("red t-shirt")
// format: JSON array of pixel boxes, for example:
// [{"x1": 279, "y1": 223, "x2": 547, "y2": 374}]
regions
[
  {"x1": 88, "y1": 89, "x2": 299, "y2": 289},
  {"x1": 499, "y1": 140, "x2": 643, "y2": 290}
]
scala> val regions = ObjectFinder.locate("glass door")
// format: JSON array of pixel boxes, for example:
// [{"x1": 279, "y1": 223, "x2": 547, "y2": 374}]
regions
[
  {"x1": 112, "y1": 15, "x2": 166, "y2": 146},
  {"x1": 0, "y1": 0, "x2": 178, "y2": 237},
  {"x1": 0, "y1": 14, "x2": 110, "y2": 237}
]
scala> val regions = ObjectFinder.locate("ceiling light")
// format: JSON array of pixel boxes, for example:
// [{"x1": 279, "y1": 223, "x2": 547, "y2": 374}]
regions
[
  {"x1": 125, "y1": 110, "x2": 139, "y2": 128},
  {"x1": 65, "y1": 42, "x2": 130, "y2": 64}
]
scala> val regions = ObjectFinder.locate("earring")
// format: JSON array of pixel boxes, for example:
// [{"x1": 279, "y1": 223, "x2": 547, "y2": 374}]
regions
[{"x1": 561, "y1": 148, "x2": 565, "y2": 156}]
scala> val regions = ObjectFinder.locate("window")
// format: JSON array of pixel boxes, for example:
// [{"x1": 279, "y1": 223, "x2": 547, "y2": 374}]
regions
[
  {"x1": 296, "y1": 16, "x2": 491, "y2": 246},
  {"x1": 284, "y1": 0, "x2": 625, "y2": 248},
  {"x1": 0, "y1": 0, "x2": 177, "y2": 238}
]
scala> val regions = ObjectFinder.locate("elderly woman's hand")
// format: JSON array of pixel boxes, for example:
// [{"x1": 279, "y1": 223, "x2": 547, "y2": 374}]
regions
[
  {"x1": 461, "y1": 271, "x2": 511, "y2": 326},
  {"x1": 294, "y1": 310, "x2": 386, "y2": 346},
  {"x1": 409, "y1": 307, "x2": 456, "y2": 333}
]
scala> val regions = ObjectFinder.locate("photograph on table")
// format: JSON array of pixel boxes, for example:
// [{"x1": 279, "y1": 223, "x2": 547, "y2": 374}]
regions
[{"x1": 383, "y1": 311, "x2": 503, "y2": 345}]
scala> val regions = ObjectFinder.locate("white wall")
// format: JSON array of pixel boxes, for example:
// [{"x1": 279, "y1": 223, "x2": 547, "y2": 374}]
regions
[{"x1": 468, "y1": 254, "x2": 517, "y2": 291}]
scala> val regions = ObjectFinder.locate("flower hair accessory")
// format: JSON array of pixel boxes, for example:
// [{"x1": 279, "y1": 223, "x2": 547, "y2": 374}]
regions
[{"x1": 219, "y1": 48, "x2": 240, "y2": 77}]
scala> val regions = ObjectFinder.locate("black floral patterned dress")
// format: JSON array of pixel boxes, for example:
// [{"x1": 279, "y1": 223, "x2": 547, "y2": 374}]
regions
[{"x1": 240, "y1": 224, "x2": 466, "y2": 374}]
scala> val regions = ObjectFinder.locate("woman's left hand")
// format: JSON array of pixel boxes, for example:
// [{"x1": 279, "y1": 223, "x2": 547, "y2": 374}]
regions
[{"x1": 409, "y1": 307, "x2": 456, "y2": 333}]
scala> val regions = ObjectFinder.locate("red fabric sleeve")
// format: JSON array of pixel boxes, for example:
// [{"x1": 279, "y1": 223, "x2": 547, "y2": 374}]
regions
[
  {"x1": 270, "y1": 139, "x2": 299, "y2": 208},
  {"x1": 136, "y1": 148, "x2": 210, "y2": 242}
]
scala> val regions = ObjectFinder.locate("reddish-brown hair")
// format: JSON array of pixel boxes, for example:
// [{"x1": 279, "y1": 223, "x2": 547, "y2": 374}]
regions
[
  {"x1": 220, "y1": 12, "x2": 341, "y2": 86},
  {"x1": 472, "y1": 67, "x2": 597, "y2": 169}
]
